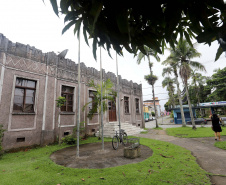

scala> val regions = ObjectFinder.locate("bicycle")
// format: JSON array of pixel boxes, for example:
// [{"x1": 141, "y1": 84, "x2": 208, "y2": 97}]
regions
[{"x1": 112, "y1": 129, "x2": 128, "y2": 150}]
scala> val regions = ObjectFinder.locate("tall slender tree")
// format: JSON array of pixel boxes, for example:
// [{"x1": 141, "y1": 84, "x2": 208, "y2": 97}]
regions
[
  {"x1": 190, "y1": 70, "x2": 207, "y2": 117},
  {"x1": 164, "y1": 39, "x2": 206, "y2": 129},
  {"x1": 162, "y1": 76, "x2": 175, "y2": 109},
  {"x1": 145, "y1": 62, "x2": 159, "y2": 128},
  {"x1": 136, "y1": 46, "x2": 160, "y2": 128},
  {"x1": 162, "y1": 64, "x2": 186, "y2": 126}
]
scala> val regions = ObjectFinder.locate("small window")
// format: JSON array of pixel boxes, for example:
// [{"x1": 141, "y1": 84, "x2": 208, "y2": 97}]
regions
[
  {"x1": 64, "y1": 131, "x2": 70, "y2": 136},
  {"x1": 13, "y1": 78, "x2": 36, "y2": 113},
  {"x1": 135, "y1": 98, "x2": 139, "y2": 113},
  {"x1": 61, "y1": 86, "x2": 74, "y2": 112},
  {"x1": 124, "y1": 96, "x2": 129, "y2": 113},
  {"x1": 88, "y1": 90, "x2": 97, "y2": 113},
  {"x1": 17, "y1": 137, "x2": 25, "y2": 142}
]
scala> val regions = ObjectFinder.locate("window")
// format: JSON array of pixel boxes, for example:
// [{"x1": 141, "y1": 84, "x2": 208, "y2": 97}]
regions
[
  {"x1": 135, "y1": 98, "x2": 139, "y2": 113},
  {"x1": 88, "y1": 90, "x2": 97, "y2": 113},
  {"x1": 13, "y1": 78, "x2": 36, "y2": 113},
  {"x1": 61, "y1": 86, "x2": 74, "y2": 112},
  {"x1": 124, "y1": 96, "x2": 129, "y2": 113}
]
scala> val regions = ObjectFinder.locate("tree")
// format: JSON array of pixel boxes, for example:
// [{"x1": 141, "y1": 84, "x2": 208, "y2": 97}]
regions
[
  {"x1": 82, "y1": 79, "x2": 116, "y2": 138},
  {"x1": 144, "y1": 62, "x2": 159, "y2": 128},
  {"x1": 206, "y1": 67, "x2": 226, "y2": 101},
  {"x1": 165, "y1": 39, "x2": 206, "y2": 129},
  {"x1": 48, "y1": 0, "x2": 226, "y2": 60},
  {"x1": 190, "y1": 70, "x2": 207, "y2": 116},
  {"x1": 162, "y1": 64, "x2": 186, "y2": 126},
  {"x1": 136, "y1": 46, "x2": 160, "y2": 128},
  {"x1": 56, "y1": 96, "x2": 66, "y2": 144},
  {"x1": 162, "y1": 76, "x2": 175, "y2": 109}
]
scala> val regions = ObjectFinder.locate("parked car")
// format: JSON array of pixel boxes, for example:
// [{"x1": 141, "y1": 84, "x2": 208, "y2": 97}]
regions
[
  {"x1": 149, "y1": 117, "x2": 155, "y2": 121},
  {"x1": 186, "y1": 118, "x2": 207, "y2": 125}
]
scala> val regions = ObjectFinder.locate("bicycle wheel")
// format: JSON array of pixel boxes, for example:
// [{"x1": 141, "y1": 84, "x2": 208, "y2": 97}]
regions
[
  {"x1": 122, "y1": 133, "x2": 128, "y2": 145},
  {"x1": 112, "y1": 136, "x2": 119, "y2": 150}
]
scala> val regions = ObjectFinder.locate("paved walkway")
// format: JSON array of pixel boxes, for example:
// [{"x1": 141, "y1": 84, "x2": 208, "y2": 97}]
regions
[{"x1": 135, "y1": 128, "x2": 226, "y2": 185}]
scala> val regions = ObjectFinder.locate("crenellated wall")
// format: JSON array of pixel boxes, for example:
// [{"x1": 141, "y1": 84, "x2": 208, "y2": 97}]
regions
[{"x1": 0, "y1": 33, "x2": 142, "y2": 92}]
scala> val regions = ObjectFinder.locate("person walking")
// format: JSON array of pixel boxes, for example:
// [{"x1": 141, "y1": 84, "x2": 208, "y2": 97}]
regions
[{"x1": 211, "y1": 113, "x2": 222, "y2": 141}]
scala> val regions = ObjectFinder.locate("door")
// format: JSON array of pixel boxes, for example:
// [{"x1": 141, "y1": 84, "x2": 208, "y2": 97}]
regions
[{"x1": 108, "y1": 100, "x2": 117, "y2": 122}]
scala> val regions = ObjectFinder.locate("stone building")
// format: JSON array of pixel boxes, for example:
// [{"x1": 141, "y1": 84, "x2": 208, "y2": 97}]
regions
[{"x1": 0, "y1": 33, "x2": 144, "y2": 150}]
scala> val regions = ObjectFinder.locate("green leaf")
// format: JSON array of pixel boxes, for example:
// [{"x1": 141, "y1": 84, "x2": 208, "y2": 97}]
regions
[
  {"x1": 74, "y1": 19, "x2": 82, "y2": 39},
  {"x1": 161, "y1": 40, "x2": 165, "y2": 54},
  {"x1": 90, "y1": 1, "x2": 103, "y2": 34},
  {"x1": 196, "y1": 30, "x2": 216, "y2": 45},
  {"x1": 50, "y1": 0, "x2": 59, "y2": 17},
  {"x1": 64, "y1": 11, "x2": 80, "y2": 23},
  {"x1": 215, "y1": 45, "x2": 223, "y2": 61},
  {"x1": 184, "y1": 31, "x2": 193, "y2": 47},
  {"x1": 60, "y1": 0, "x2": 72, "y2": 13},
  {"x1": 62, "y1": 20, "x2": 76, "y2": 35},
  {"x1": 116, "y1": 9, "x2": 129, "y2": 34},
  {"x1": 187, "y1": 28, "x2": 196, "y2": 38},
  {"x1": 83, "y1": 26, "x2": 89, "y2": 47},
  {"x1": 93, "y1": 38, "x2": 97, "y2": 60}
]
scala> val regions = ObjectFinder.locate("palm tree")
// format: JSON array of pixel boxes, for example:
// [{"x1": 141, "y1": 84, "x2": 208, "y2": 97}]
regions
[
  {"x1": 162, "y1": 64, "x2": 186, "y2": 126},
  {"x1": 191, "y1": 70, "x2": 206, "y2": 116},
  {"x1": 162, "y1": 76, "x2": 175, "y2": 109},
  {"x1": 166, "y1": 39, "x2": 206, "y2": 129},
  {"x1": 145, "y1": 62, "x2": 159, "y2": 128},
  {"x1": 136, "y1": 46, "x2": 160, "y2": 128}
]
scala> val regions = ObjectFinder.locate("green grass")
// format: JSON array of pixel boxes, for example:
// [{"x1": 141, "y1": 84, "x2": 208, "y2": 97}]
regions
[
  {"x1": 214, "y1": 141, "x2": 226, "y2": 150},
  {"x1": 166, "y1": 126, "x2": 226, "y2": 138},
  {"x1": 0, "y1": 137, "x2": 211, "y2": 185},
  {"x1": 140, "y1": 131, "x2": 148, "y2": 134}
]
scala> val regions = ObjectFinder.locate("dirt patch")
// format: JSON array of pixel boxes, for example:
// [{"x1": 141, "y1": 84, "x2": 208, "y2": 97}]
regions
[{"x1": 50, "y1": 142, "x2": 153, "y2": 169}]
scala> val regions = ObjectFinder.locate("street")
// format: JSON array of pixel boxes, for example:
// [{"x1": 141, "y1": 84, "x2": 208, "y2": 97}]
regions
[{"x1": 145, "y1": 115, "x2": 212, "y2": 129}]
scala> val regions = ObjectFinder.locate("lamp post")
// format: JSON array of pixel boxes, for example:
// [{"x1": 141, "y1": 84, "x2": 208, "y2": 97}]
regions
[
  {"x1": 76, "y1": 31, "x2": 81, "y2": 157},
  {"x1": 100, "y1": 48, "x2": 104, "y2": 150},
  {"x1": 116, "y1": 53, "x2": 121, "y2": 132}
]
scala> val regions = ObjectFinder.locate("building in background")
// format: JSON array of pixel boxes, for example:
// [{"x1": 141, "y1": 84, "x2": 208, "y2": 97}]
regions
[
  {"x1": 143, "y1": 98, "x2": 161, "y2": 117},
  {"x1": 0, "y1": 33, "x2": 144, "y2": 150}
]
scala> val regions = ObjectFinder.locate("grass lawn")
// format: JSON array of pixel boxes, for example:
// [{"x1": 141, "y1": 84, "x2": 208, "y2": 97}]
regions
[
  {"x1": 0, "y1": 137, "x2": 211, "y2": 185},
  {"x1": 166, "y1": 126, "x2": 226, "y2": 138},
  {"x1": 214, "y1": 141, "x2": 226, "y2": 150}
]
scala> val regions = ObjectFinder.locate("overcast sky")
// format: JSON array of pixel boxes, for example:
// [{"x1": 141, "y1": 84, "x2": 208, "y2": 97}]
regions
[{"x1": 0, "y1": 0, "x2": 226, "y2": 110}]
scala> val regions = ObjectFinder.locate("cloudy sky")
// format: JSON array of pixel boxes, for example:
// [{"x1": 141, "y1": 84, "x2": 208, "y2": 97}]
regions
[{"x1": 0, "y1": 0, "x2": 225, "y2": 110}]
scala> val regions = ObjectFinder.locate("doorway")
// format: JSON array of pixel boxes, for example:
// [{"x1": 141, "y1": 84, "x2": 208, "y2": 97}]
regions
[{"x1": 108, "y1": 100, "x2": 117, "y2": 122}]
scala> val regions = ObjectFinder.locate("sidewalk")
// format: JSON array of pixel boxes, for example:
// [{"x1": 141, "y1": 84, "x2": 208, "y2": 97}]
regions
[{"x1": 135, "y1": 129, "x2": 226, "y2": 185}]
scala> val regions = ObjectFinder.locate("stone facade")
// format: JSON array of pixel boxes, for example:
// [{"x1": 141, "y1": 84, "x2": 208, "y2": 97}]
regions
[{"x1": 0, "y1": 33, "x2": 144, "y2": 150}]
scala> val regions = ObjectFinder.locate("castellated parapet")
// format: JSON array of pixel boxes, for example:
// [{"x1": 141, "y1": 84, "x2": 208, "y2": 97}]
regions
[{"x1": 0, "y1": 33, "x2": 142, "y2": 94}]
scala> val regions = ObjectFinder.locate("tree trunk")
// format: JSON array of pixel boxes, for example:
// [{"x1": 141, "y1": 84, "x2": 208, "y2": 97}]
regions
[
  {"x1": 175, "y1": 76, "x2": 186, "y2": 126},
  {"x1": 152, "y1": 82, "x2": 158, "y2": 128},
  {"x1": 195, "y1": 83, "x2": 202, "y2": 117},
  {"x1": 185, "y1": 84, "x2": 196, "y2": 129},
  {"x1": 58, "y1": 108, "x2": 61, "y2": 144}
]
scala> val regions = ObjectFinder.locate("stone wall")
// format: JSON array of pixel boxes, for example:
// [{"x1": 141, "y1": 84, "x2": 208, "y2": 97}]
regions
[
  {"x1": 0, "y1": 33, "x2": 144, "y2": 150},
  {"x1": 0, "y1": 33, "x2": 142, "y2": 93}
]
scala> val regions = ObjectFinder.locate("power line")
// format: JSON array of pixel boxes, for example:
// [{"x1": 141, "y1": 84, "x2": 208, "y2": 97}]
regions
[
  {"x1": 143, "y1": 93, "x2": 168, "y2": 96},
  {"x1": 142, "y1": 86, "x2": 163, "y2": 89}
]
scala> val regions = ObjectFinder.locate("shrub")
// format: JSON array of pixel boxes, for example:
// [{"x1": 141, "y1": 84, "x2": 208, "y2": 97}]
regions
[
  {"x1": 61, "y1": 134, "x2": 77, "y2": 145},
  {"x1": 0, "y1": 125, "x2": 5, "y2": 157},
  {"x1": 151, "y1": 112, "x2": 155, "y2": 116}
]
